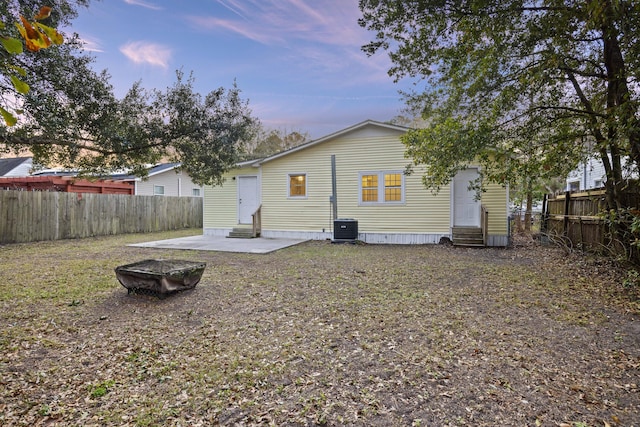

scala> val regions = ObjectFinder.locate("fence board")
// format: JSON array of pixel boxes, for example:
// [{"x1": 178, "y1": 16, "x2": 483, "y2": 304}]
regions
[
  {"x1": 0, "y1": 190, "x2": 203, "y2": 244},
  {"x1": 543, "y1": 190, "x2": 613, "y2": 252}
]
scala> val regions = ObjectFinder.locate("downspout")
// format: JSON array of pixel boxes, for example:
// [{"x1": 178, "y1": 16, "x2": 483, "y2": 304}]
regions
[{"x1": 331, "y1": 155, "x2": 338, "y2": 221}]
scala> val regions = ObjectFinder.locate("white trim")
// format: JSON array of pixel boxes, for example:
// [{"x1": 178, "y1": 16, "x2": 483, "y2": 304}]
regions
[
  {"x1": 147, "y1": 163, "x2": 179, "y2": 178},
  {"x1": 287, "y1": 172, "x2": 308, "y2": 199},
  {"x1": 236, "y1": 174, "x2": 261, "y2": 224},
  {"x1": 203, "y1": 228, "x2": 508, "y2": 247},
  {"x1": 153, "y1": 184, "x2": 165, "y2": 196},
  {"x1": 358, "y1": 170, "x2": 405, "y2": 206},
  {"x1": 451, "y1": 167, "x2": 481, "y2": 227}
]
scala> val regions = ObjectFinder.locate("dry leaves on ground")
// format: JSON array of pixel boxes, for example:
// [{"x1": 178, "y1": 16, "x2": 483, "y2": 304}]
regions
[{"x1": 0, "y1": 230, "x2": 639, "y2": 426}]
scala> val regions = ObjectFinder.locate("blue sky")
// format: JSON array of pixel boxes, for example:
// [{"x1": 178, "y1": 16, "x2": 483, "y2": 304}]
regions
[{"x1": 67, "y1": 0, "x2": 415, "y2": 138}]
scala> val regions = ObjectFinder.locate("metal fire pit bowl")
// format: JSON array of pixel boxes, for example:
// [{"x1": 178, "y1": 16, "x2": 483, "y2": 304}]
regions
[{"x1": 115, "y1": 259, "x2": 206, "y2": 296}]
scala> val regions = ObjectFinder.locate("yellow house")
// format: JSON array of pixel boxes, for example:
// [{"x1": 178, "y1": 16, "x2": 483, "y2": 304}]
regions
[{"x1": 203, "y1": 120, "x2": 509, "y2": 246}]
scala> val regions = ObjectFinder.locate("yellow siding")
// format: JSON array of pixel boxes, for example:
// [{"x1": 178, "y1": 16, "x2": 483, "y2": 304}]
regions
[
  {"x1": 482, "y1": 181, "x2": 509, "y2": 235},
  {"x1": 260, "y1": 129, "x2": 452, "y2": 234},
  {"x1": 203, "y1": 124, "x2": 508, "y2": 245},
  {"x1": 203, "y1": 165, "x2": 257, "y2": 228}
]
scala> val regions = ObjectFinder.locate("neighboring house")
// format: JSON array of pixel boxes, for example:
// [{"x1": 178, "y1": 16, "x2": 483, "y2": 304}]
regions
[
  {"x1": 566, "y1": 156, "x2": 607, "y2": 191},
  {"x1": 113, "y1": 163, "x2": 203, "y2": 197},
  {"x1": 0, "y1": 175, "x2": 134, "y2": 194},
  {"x1": 566, "y1": 154, "x2": 636, "y2": 191},
  {"x1": 0, "y1": 157, "x2": 32, "y2": 177},
  {"x1": 203, "y1": 120, "x2": 509, "y2": 246}
]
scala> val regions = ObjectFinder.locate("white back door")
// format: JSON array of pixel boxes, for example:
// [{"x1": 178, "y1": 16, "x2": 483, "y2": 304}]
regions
[
  {"x1": 453, "y1": 168, "x2": 481, "y2": 227},
  {"x1": 237, "y1": 176, "x2": 259, "y2": 224}
]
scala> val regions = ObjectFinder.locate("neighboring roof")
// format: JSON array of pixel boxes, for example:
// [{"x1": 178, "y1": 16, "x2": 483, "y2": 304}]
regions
[
  {"x1": 0, "y1": 157, "x2": 32, "y2": 176},
  {"x1": 106, "y1": 163, "x2": 182, "y2": 182},
  {"x1": 31, "y1": 170, "x2": 77, "y2": 177},
  {"x1": 148, "y1": 162, "x2": 180, "y2": 177},
  {"x1": 255, "y1": 120, "x2": 409, "y2": 166}
]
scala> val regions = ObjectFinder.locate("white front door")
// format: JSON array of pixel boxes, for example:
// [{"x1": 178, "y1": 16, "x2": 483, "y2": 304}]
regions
[
  {"x1": 237, "y1": 176, "x2": 259, "y2": 224},
  {"x1": 453, "y1": 168, "x2": 481, "y2": 227}
]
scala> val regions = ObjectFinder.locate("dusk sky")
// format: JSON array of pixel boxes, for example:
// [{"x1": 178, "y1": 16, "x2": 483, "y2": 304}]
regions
[{"x1": 67, "y1": 0, "x2": 417, "y2": 138}]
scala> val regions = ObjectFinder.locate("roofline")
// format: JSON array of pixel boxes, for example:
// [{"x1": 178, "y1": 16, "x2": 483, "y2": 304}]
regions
[
  {"x1": 255, "y1": 120, "x2": 409, "y2": 165},
  {"x1": 235, "y1": 159, "x2": 262, "y2": 168},
  {"x1": 147, "y1": 162, "x2": 180, "y2": 177}
]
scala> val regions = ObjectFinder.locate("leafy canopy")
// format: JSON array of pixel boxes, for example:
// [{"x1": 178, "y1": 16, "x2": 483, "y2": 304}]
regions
[
  {"x1": 359, "y1": 0, "x2": 640, "y2": 209},
  {"x1": 1, "y1": 1, "x2": 257, "y2": 186}
]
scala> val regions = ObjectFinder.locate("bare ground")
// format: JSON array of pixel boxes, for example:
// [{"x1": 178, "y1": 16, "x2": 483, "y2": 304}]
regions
[{"x1": 0, "y1": 230, "x2": 639, "y2": 426}]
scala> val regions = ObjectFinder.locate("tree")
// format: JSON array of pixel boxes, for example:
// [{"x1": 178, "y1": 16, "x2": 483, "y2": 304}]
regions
[
  {"x1": 244, "y1": 127, "x2": 309, "y2": 159},
  {"x1": 358, "y1": 1, "x2": 640, "y2": 213},
  {"x1": 155, "y1": 73, "x2": 259, "y2": 186},
  {"x1": 1, "y1": 1, "x2": 258, "y2": 186}
]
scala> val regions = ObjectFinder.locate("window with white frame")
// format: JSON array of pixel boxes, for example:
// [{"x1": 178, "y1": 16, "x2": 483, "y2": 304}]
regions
[
  {"x1": 359, "y1": 171, "x2": 405, "y2": 204},
  {"x1": 153, "y1": 185, "x2": 165, "y2": 195},
  {"x1": 192, "y1": 188, "x2": 201, "y2": 196},
  {"x1": 568, "y1": 181, "x2": 580, "y2": 192},
  {"x1": 288, "y1": 173, "x2": 307, "y2": 198}
]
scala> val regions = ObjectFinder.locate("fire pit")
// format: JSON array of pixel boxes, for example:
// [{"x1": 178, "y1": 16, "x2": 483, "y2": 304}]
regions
[{"x1": 115, "y1": 259, "x2": 206, "y2": 296}]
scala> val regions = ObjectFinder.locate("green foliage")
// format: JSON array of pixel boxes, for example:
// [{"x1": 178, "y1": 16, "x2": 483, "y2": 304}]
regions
[
  {"x1": 0, "y1": 3, "x2": 65, "y2": 126},
  {"x1": 0, "y1": 1, "x2": 257, "y2": 186},
  {"x1": 359, "y1": 0, "x2": 640, "y2": 211},
  {"x1": 623, "y1": 268, "x2": 640, "y2": 291},
  {"x1": 89, "y1": 379, "x2": 115, "y2": 398},
  {"x1": 600, "y1": 207, "x2": 640, "y2": 263}
]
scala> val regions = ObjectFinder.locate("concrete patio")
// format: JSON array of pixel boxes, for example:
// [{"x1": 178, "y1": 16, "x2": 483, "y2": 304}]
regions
[{"x1": 128, "y1": 234, "x2": 308, "y2": 254}]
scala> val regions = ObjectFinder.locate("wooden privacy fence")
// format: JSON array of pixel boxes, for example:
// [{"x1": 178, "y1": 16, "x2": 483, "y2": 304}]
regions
[
  {"x1": 0, "y1": 190, "x2": 202, "y2": 244},
  {"x1": 542, "y1": 190, "x2": 608, "y2": 251}
]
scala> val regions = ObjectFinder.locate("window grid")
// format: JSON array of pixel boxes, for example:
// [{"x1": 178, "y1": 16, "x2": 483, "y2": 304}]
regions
[
  {"x1": 384, "y1": 173, "x2": 402, "y2": 202},
  {"x1": 361, "y1": 174, "x2": 378, "y2": 202},
  {"x1": 359, "y1": 171, "x2": 404, "y2": 205},
  {"x1": 289, "y1": 174, "x2": 306, "y2": 197}
]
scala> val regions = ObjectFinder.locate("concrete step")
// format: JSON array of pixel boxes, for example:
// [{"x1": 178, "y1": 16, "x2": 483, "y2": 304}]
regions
[{"x1": 227, "y1": 228, "x2": 256, "y2": 239}]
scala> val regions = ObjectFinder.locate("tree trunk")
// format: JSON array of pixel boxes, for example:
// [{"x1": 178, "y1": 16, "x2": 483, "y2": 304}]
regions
[
  {"x1": 524, "y1": 191, "x2": 533, "y2": 232},
  {"x1": 516, "y1": 200, "x2": 523, "y2": 232}
]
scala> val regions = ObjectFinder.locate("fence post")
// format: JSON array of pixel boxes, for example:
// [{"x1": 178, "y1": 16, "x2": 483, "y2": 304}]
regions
[
  {"x1": 541, "y1": 193, "x2": 548, "y2": 234},
  {"x1": 563, "y1": 191, "x2": 571, "y2": 235}
]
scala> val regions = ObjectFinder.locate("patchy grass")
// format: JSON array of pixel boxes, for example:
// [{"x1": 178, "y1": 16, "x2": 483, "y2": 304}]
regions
[{"x1": 0, "y1": 230, "x2": 639, "y2": 426}]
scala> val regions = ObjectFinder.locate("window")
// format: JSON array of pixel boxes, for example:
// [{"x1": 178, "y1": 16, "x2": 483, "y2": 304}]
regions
[
  {"x1": 192, "y1": 188, "x2": 201, "y2": 196},
  {"x1": 593, "y1": 179, "x2": 603, "y2": 188},
  {"x1": 568, "y1": 181, "x2": 580, "y2": 192},
  {"x1": 384, "y1": 173, "x2": 402, "y2": 202},
  {"x1": 153, "y1": 185, "x2": 165, "y2": 195},
  {"x1": 361, "y1": 174, "x2": 378, "y2": 202},
  {"x1": 359, "y1": 171, "x2": 405, "y2": 204},
  {"x1": 288, "y1": 173, "x2": 306, "y2": 198}
]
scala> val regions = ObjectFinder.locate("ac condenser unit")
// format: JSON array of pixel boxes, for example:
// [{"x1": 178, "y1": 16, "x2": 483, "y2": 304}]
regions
[{"x1": 333, "y1": 218, "x2": 358, "y2": 243}]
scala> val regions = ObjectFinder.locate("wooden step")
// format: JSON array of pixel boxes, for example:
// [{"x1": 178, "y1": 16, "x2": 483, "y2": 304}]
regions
[
  {"x1": 452, "y1": 227, "x2": 484, "y2": 247},
  {"x1": 227, "y1": 227, "x2": 256, "y2": 239}
]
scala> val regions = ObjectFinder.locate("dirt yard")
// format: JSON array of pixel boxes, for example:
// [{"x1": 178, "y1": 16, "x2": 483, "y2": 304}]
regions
[{"x1": 0, "y1": 230, "x2": 639, "y2": 426}]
